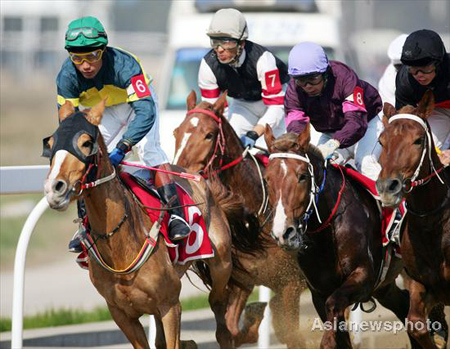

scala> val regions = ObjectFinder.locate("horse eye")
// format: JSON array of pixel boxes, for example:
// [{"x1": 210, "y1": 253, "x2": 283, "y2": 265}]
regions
[
  {"x1": 378, "y1": 139, "x2": 383, "y2": 147},
  {"x1": 205, "y1": 132, "x2": 214, "y2": 140},
  {"x1": 413, "y1": 137, "x2": 424, "y2": 145},
  {"x1": 298, "y1": 173, "x2": 308, "y2": 183},
  {"x1": 82, "y1": 140, "x2": 93, "y2": 148}
]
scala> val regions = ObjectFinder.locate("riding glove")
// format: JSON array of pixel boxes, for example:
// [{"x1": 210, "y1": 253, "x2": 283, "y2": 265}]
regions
[
  {"x1": 240, "y1": 130, "x2": 259, "y2": 149},
  {"x1": 109, "y1": 140, "x2": 131, "y2": 166},
  {"x1": 318, "y1": 139, "x2": 340, "y2": 159}
]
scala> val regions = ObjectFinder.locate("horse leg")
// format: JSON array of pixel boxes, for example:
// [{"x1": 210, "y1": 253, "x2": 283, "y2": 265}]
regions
[
  {"x1": 107, "y1": 304, "x2": 149, "y2": 349},
  {"x1": 207, "y1": 247, "x2": 233, "y2": 348},
  {"x1": 406, "y1": 279, "x2": 437, "y2": 349},
  {"x1": 226, "y1": 283, "x2": 262, "y2": 346},
  {"x1": 321, "y1": 268, "x2": 372, "y2": 349},
  {"x1": 158, "y1": 303, "x2": 182, "y2": 349},
  {"x1": 270, "y1": 281, "x2": 307, "y2": 348},
  {"x1": 373, "y1": 281, "x2": 422, "y2": 348}
]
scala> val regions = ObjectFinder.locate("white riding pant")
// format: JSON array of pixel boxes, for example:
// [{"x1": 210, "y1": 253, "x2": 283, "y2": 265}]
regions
[
  {"x1": 316, "y1": 115, "x2": 384, "y2": 180},
  {"x1": 227, "y1": 98, "x2": 286, "y2": 149},
  {"x1": 429, "y1": 108, "x2": 450, "y2": 150},
  {"x1": 97, "y1": 85, "x2": 168, "y2": 166}
]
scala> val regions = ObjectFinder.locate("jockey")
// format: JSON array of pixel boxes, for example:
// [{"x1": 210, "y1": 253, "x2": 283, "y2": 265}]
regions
[
  {"x1": 198, "y1": 8, "x2": 289, "y2": 149},
  {"x1": 57, "y1": 16, "x2": 191, "y2": 251},
  {"x1": 378, "y1": 34, "x2": 408, "y2": 106},
  {"x1": 284, "y1": 42, "x2": 383, "y2": 180},
  {"x1": 396, "y1": 29, "x2": 450, "y2": 151}
]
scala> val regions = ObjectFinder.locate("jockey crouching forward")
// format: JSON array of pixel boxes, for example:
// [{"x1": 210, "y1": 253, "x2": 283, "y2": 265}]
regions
[
  {"x1": 396, "y1": 29, "x2": 450, "y2": 153},
  {"x1": 57, "y1": 16, "x2": 190, "y2": 252},
  {"x1": 284, "y1": 42, "x2": 384, "y2": 180},
  {"x1": 198, "y1": 8, "x2": 289, "y2": 149}
]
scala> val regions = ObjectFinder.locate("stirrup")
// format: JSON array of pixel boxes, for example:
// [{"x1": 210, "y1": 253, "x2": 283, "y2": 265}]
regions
[{"x1": 168, "y1": 214, "x2": 191, "y2": 241}]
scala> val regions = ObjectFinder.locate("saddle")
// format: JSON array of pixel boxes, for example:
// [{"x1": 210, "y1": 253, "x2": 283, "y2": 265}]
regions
[{"x1": 76, "y1": 170, "x2": 214, "y2": 270}]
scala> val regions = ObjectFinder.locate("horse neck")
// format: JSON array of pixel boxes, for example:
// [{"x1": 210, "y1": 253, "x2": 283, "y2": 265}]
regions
[
  {"x1": 217, "y1": 120, "x2": 264, "y2": 213},
  {"x1": 83, "y1": 149, "x2": 147, "y2": 262}
]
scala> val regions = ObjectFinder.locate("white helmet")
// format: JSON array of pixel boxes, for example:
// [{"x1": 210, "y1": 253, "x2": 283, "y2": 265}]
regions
[
  {"x1": 387, "y1": 34, "x2": 408, "y2": 65},
  {"x1": 207, "y1": 8, "x2": 248, "y2": 41}
]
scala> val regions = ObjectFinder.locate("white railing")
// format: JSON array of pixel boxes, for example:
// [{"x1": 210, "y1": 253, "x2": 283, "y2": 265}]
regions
[{"x1": 1, "y1": 165, "x2": 272, "y2": 348}]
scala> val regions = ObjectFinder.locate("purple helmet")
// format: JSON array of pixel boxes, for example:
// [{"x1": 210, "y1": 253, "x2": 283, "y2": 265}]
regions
[{"x1": 288, "y1": 42, "x2": 329, "y2": 76}]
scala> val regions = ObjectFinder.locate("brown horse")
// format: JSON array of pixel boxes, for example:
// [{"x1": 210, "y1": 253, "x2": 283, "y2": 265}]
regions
[
  {"x1": 376, "y1": 91, "x2": 450, "y2": 348},
  {"x1": 173, "y1": 91, "x2": 307, "y2": 347},
  {"x1": 43, "y1": 100, "x2": 236, "y2": 349},
  {"x1": 263, "y1": 124, "x2": 423, "y2": 348}
]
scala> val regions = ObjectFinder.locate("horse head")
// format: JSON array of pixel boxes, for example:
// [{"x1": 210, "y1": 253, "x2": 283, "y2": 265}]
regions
[
  {"x1": 43, "y1": 100, "x2": 110, "y2": 210},
  {"x1": 173, "y1": 91, "x2": 243, "y2": 173},
  {"x1": 264, "y1": 123, "x2": 315, "y2": 250},
  {"x1": 376, "y1": 91, "x2": 439, "y2": 207}
]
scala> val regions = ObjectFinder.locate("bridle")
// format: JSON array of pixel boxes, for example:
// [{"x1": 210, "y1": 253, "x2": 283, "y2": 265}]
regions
[
  {"x1": 268, "y1": 152, "x2": 346, "y2": 234},
  {"x1": 388, "y1": 114, "x2": 445, "y2": 193},
  {"x1": 185, "y1": 108, "x2": 269, "y2": 215}
]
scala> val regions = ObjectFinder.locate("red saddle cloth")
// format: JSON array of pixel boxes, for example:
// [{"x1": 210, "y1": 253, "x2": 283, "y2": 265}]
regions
[
  {"x1": 120, "y1": 172, "x2": 214, "y2": 264},
  {"x1": 337, "y1": 165, "x2": 406, "y2": 250}
]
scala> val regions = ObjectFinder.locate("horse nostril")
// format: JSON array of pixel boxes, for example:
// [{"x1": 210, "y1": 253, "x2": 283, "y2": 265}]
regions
[
  {"x1": 388, "y1": 179, "x2": 401, "y2": 194},
  {"x1": 53, "y1": 180, "x2": 67, "y2": 194},
  {"x1": 283, "y1": 226, "x2": 296, "y2": 241}
]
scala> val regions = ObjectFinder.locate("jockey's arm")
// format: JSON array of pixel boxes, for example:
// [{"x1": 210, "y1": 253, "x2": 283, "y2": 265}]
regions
[
  {"x1": 121, "y1": 98, "x2": 156, "y2": 147},
  {"x1": 198, "y1": 58, "x2": 220, "y2": 104},
  {"x1": 333, "y1": 90, "x2": 369, "y2": 148},
  {"x1": 255, "y1": 51, "x2": 285, "y2": 136},
  {"x1": 284, "y1": 79, "x2": 309, "y2": 134}
]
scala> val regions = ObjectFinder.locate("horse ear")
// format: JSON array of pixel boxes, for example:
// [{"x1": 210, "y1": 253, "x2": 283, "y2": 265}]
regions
[
  {"x1": 213, "y1": 91, "x2": 228, "y2": 116},
  {"x1": 382, "y1": 102, "x2": 396, "y2": 128},
  {"x1": 186, "y1": 90, "x2": 197, "y2": 111},
  {"x1": 416, "y1": 90, "x2": 435, "y2": 120},
  {"x1": 59, "y1": 101, "x2": 75, "y2": 122},
  {"x1": 264, "y1": 124, "x2": 276, "y2": 152},
  {"x1": 86, "y1": 98, "x2": 107, "y2": 125},
  {"x1": 297, "y1": 123, "x2": 310, "y2": 150}
]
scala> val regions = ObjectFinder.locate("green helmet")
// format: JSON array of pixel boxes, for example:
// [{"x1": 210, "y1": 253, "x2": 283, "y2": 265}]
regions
[{"x1": 65, "y1": 16, "x2": 108, "y2": 50}]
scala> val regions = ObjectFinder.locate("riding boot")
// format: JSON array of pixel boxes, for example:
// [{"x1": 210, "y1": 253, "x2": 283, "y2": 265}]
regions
[
  {"x1": 68, "y1": 199, "x2": 86, "y2": 253},
  {"x1": 157, "y1": 183, "x2": 191, "y2": 241}
]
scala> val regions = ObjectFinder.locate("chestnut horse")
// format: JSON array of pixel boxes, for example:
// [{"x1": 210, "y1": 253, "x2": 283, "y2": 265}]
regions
[
  {"x1": 376, "y1": 92, "x2": 450, "y2": 348},
  {"x1": 173, "y1": 91, "x2": 306, "y2": 347},
  {"x1": 43, "y1": 101, "x2": 236, "y2": 349},
  {"x1": 264, "y1": 124, "x2": 422, "y2": 348}
]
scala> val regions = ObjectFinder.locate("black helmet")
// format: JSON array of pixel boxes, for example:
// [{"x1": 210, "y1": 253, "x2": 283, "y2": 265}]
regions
[{"x1": 401, "y1": 29, "x2": 446, "y2": 66}]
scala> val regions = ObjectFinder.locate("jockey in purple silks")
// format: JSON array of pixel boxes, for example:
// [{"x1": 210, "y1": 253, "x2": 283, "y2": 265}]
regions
[{"x1": 284, "y1": 42, "x2": 383, "y2": 180}]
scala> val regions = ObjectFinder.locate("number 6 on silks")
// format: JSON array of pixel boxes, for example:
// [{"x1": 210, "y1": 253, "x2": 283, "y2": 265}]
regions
[{"x1": 130, "y1": 74, "x2": 151, "y2": 98}]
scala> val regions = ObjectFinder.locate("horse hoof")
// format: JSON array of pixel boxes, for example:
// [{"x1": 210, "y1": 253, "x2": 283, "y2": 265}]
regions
[
  {"x1": 243, "y1": 301, "x2": 267, "y2": 326},
  {"x1": 433, "y1": 333, "x2": 447, "y2": 349},
  {"x1": 181, "y1": 340, "x2": 198, "y2": 349}
]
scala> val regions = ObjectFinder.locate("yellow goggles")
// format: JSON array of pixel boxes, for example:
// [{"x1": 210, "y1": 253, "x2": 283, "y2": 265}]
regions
[{"x1": 69, "y1": 49, "x2": 104, "y2": 65}]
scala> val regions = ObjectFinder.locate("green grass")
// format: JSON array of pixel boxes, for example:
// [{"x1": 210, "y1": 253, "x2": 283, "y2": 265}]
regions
[{"x1": 0, "y1": 290, "x2": 261, "y2": 332}]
